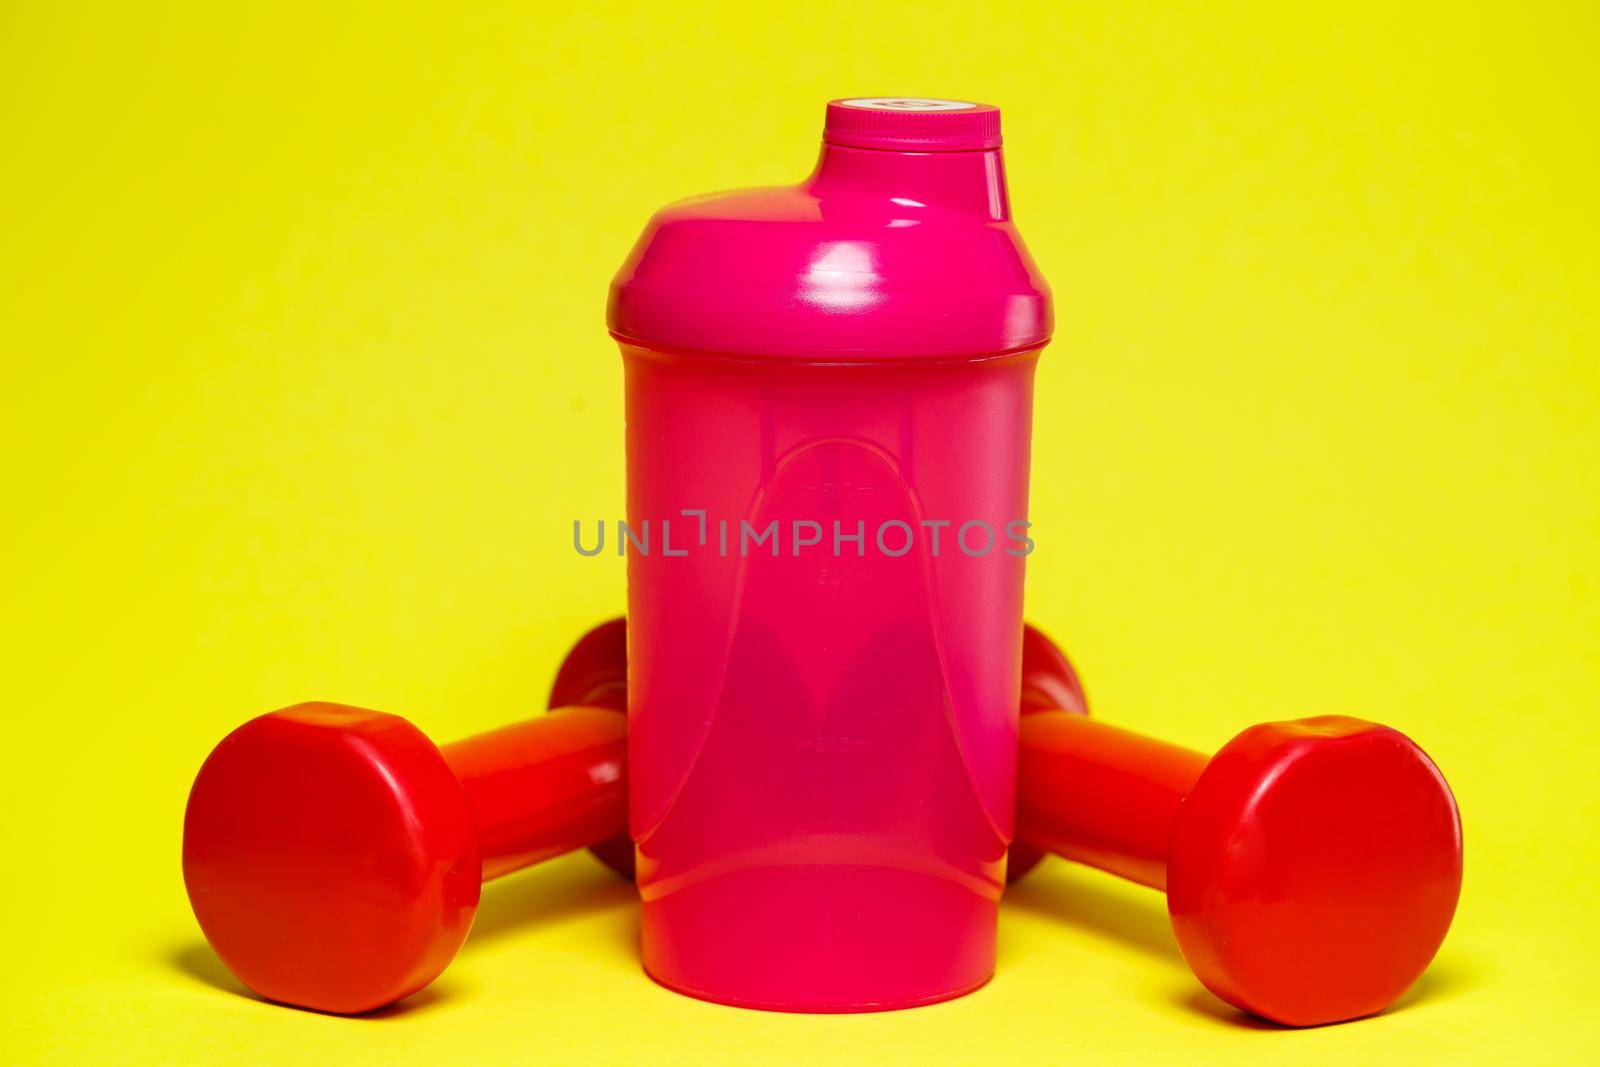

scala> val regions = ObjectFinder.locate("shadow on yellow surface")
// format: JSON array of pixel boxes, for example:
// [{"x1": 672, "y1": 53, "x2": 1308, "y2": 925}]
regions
[
  {"x1": 166, "y1": 853, "x2": 639, "y2": 1015},
  {"x1": 167, "y1": 942, "x2": 245, "y2": 999},
  {"x1": 165, "y1": 943, "x2": 450, "y2": 1019},
  {"x1": 1179, "y1": 957, "x2": 1480, "y2": 1032},
  {"x1": 1008, "y1": 863, "x2": 1480, "y2": 1030},
  {"x1": 1005, "y1": 865, "x2": 1177, "y2": 961},
  {"x1": 468, "y1": 856, "x2": 637, "y2": 947}
]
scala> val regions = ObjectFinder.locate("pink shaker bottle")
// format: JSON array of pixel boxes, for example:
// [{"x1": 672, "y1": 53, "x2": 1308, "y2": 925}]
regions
[{"x1": 608, "y1": 98, "x2": 1052, "y2": 1011}]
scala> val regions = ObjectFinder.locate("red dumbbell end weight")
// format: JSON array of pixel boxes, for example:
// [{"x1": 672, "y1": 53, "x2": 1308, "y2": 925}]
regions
[
  {"x1": 1167, "y1": 716, "x2": 1463, "y2": 1027},
  {"x1": 183, "y1": 625, "x2": 628, "y2": 1014}
]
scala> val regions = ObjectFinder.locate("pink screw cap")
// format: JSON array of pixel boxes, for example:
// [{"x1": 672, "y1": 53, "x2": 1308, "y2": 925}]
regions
[{"x1": 823, "y1": 97, "x2": 1002, "y2": 152}]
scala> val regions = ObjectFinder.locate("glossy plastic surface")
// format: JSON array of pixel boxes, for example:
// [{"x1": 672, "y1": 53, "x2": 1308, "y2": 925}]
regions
[
  {"x1": 442, "y1": 707, "x2": 628, "y2": 881},
  {"x1": 608, "y1": 106, "x2": 1049, "y2": 360},
  {"x1": 611, "y1": 100, "x2": 1049, "y2": 1010},
  {"x1": 181, "y1": 625, "x2": 629, "y2": 1014},
  {"x1": 1005, "y1": 621, "x2": 1090, "y2": 881},
  {"x1": 1017, "y1": 715, "x2": 1206, "y2": 890},
  {"x1": 184, "y1": 704, "x2": 480, "y2": 1015},
  {"x1": 1169, "y1": 718, "x2": 1463, "y2": 1026},
  {"x1": 1018, "y1": 622, "x2": 1088, "y2": 717},
  {"x1": 1016, "y1": 709, "x2": 1464, "y2": 1026},
  {"x1": 546, "y1": 616, "x2": 634, "y2": 877}
]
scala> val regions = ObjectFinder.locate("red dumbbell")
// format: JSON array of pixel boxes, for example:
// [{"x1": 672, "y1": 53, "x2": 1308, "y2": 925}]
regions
[
  {"x1": 182, "y1": 620, "x2": 630, "y2": 1015},
  {"x1": 1016, "y1": 668, "x2": 1463, "y2": 1026},
  {"x1": 187, "y1": 616, "x2": 1460, "y2": 1026}
]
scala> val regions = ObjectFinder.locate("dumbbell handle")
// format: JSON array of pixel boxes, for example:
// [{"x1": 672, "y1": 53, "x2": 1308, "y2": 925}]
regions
[
  {"x1": 1016, "y1": 711, "x2": 1206, "y2": 890},
  {"x1": 446, "y1": 686, "x2": 1153, "y2": 892},
  {"x1": 447, "y1": 628, "x2": 1105, "y2": 888},
  {"x1": 441, "y1": 707, "x2": 626, "y2": 881}
]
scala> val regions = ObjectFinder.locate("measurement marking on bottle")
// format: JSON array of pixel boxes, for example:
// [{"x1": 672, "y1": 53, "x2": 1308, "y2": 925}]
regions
[{"x1": 796, "y1": 736, "x2": 871, "y2": 753}]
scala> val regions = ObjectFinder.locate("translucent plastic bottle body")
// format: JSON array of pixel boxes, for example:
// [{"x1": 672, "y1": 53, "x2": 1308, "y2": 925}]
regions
[
  {"x1": 623, "y1": 344, "x2": 1037, "y2": 1009},
  {"x1": 609, "y1": 97, "x2": 1051, "y2": 1010}
]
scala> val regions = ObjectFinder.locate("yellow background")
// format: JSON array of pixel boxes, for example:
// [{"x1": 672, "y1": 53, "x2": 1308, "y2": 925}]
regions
[{"x1": 4, "y1": 1, "x2": 1597, "y2": 1062}]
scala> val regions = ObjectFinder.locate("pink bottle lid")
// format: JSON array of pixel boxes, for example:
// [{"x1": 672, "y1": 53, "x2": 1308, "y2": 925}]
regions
[
  {"x1": 608, "y1": 97, "x2": 1051, "y2": 361},
  {"x1": 823, "y1": 97, "x2": 1003, "y2": 152}
]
